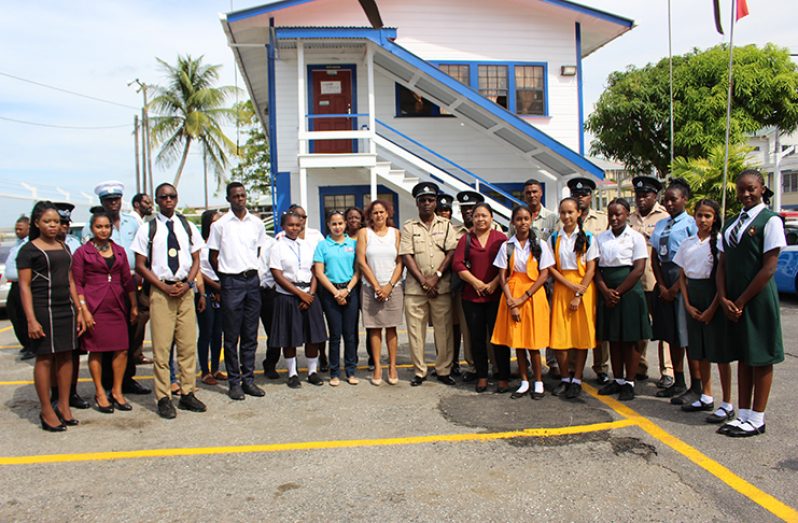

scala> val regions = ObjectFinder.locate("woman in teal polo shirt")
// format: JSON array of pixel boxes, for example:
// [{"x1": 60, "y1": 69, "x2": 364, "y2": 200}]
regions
[{"x1": 313, "y1": 210, "x2": 361, "y2": 386}]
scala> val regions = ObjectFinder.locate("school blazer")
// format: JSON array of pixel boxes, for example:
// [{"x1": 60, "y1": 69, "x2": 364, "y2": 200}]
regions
[{"x1": 72, "y1": 241, "x2": 136, "y2": 314}]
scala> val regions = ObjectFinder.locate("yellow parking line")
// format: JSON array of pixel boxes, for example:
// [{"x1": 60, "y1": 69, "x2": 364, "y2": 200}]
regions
[
  {"x1": 584, "y1": 383, "x2": 798, "y2": 522},
  {"x1": 0, "y1": 326, "x2": 12, "y2": 334},
  {"x1": 0, "y1": 418, "x2": 634, "y2": 466}
]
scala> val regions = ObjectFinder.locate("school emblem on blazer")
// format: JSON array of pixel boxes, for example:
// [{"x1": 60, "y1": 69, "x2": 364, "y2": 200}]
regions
[{"x1": 747, "y1": 226, "x2": 757, "y2": 237}]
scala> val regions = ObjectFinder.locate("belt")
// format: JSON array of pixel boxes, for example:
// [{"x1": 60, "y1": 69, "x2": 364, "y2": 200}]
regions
[
  {"x1": 332, "y1": 282, "x2": 350, "y2": 290},
  {"x1": 220, "y1": 270, "x2": 258, "y2": 279},
  {"x1": 293, "y1": 282, "x2": 311, "y2": 289},
  {"x1": 162, "y1": 278, "x2": 188, "y2": 285}
]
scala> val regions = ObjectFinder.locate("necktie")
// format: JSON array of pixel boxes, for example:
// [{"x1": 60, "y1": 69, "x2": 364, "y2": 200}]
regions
[
  {"x1": 728, "y1": 212, "x2": 749, "y2": 248},
  {"x1": 166, "y1": 220, "x2": 180, "y2": 275},
  {"x1": 658, "y1": 219, "x2": 674, "y2": 260}
]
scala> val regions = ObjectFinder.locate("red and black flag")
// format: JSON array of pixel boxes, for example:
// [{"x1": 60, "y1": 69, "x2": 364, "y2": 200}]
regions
[{"x1": 713, "y1": 0, "x2": 749, "y2": 34}]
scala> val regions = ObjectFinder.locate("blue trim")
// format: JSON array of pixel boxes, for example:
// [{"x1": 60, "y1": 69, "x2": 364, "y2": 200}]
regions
[
  {"x1": 575, "y1": 22, "x2": 585, "y2": 156},
  {"x1": 306, "y1": 64, "x2": 358, "y2": 153},
  {"x1": 276, "y1": 27, "x2": 397, "y2": 41},
  {"x1": 317, "y1": 184, "x2": 399, "y2": 230},
  {"x1": 540, "y1": 0, "x2": 634, "y2": 28},
  {"x1": 266, "y1": 39, "x2": 280, "y2": 227},
  {"x1": 307, "y1": 113, "x2": 369, "y2": 119},
  {"x1": 227, "y1": 0, "x2": 317, "y2": 23},
  {"x1": 274, "y1": 172, "x2": 292, "y2": 232}
]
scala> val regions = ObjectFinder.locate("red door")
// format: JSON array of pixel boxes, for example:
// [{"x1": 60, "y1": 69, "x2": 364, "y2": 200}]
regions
[{"x1": 310, "y1": 68, "x2": 353, "y2": 154}]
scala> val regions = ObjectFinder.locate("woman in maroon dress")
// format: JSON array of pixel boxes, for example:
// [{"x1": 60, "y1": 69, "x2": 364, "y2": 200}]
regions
[{"x1": 72, "y1": 212, "x2": 138, "y2": 413}]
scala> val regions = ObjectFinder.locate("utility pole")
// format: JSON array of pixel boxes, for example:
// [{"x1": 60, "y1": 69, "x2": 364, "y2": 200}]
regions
[
  {"x1": 129, "y1": 79, "x2": 154, "y2": 195},
  {"x1": 774, "y1": 128, "x2": 782, "y2": 212},
  {"x1": 203, "y1": 144, "x2": 209, "y2": 209},
  {"x1": 133, "y1": 114, "x2": 141, "y2": 194}
]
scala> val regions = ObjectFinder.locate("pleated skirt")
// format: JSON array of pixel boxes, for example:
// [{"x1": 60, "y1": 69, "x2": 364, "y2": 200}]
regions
[
  {"x1": 550, "y1": 270, "x2": 596, "y2": 350},
  {"x1": 596, "y1": 266, "x2": 652, "y2": 343},
  {"x1": 268, "y1": 293, "x2": 328, "y2": 348},
  {"x1": 491, "y1": 272, "x2": 550, "y2": 350},
  {"x1": 685, "y1": 278, "x2": 733, "y2": 363}
]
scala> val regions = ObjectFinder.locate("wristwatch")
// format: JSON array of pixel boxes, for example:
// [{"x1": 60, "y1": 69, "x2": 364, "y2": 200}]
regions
[
  {"x1": 575, "y1": 291, "x2": 583, "y2": 297},
  {"x1": 435, "y1": 270, "x2": 443, "y2": 278}
]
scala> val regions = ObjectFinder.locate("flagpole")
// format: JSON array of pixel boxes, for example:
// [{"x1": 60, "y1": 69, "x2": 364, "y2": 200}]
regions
[
  {"x1": 720, "y1": 0, "x2": 737, "y2": 222},
  {"x1": 668, "y1": 0, "x2": 674, "y2": 174}
]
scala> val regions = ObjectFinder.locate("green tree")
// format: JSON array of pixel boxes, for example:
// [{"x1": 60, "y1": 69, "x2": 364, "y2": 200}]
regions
[
  {"x1": 671, "y1": 143, "x2": 753, "y2": 217},
  {"x1": 586, "y1": 43, "x2": 798, "y2": 176},
  {"x1": 150, "y1": 54, "x2": 240, "y2": 188},
  {"x1": 230, "y1": 100, "x2": 271, "y2": 197}
]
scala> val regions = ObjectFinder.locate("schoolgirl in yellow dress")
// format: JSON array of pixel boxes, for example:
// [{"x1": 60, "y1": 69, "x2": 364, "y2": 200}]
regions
[
  {"x1": 547, "y1": 198, "x2": 599, "y2": 400},
  {"x1": 491, "y1": 205, "x2": 555, "y2": 400}
]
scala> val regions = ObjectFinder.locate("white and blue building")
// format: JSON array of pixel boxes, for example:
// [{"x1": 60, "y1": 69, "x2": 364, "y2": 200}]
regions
[{"x1": 220, "y1": 0, "x2": 634, "y2": 230}]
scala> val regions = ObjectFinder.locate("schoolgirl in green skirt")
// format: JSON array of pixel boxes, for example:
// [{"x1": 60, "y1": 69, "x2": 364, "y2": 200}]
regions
[
  {"x1": 716, "y1": 170, "x2": 786, "y2": 438},
  {"x1": 595, "y1": 198, "x2": 652, "y2": 401},
  {"x1": 674, "y1": 199, "x2": 734, "y2": 424}
]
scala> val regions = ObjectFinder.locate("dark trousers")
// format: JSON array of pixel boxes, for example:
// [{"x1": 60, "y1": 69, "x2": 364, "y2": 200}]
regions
[
  {"x1": 101, "y1": 289, "x2": 139, "y2": 389},
  {"x1": 196, "y1": 291, "x2": 223, "y2": 374},
  {"x1": 7, "y1": 283, "x2": 29, "y2": 350},
  {"x1": 259, "y1": 286, "x2": 281, "y2": 370},
  {"x1": 462, "y1": 299, "x2": 499, "y2": 379},
  {"x1": 320, "y1": 288, "x2": 360, "y2": 377},
  {"x1": 221, "y1": 273, "x2": 261, "y2": 387}
]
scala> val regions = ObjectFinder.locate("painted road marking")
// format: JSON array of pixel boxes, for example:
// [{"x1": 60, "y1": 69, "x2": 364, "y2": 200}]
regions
[
  {"x1": 0, "y1": 419, "x2": 634, "y2": 466},
  {"x1": 584, "y1": 383, "x2": 798, "y2": 522},
  {"x1": 0, "y1": 326, "x2": 12, "y2": 334}
]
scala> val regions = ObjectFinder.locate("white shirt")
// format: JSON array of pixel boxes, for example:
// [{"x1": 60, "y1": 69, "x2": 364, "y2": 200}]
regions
[
  {"x1": 199, "y1": 246, "x2": 218, "y2": 282},
  {"x1": 269, "y1": 236, "x2": 315, "y2": 295},
  {"x1": 718, "y1": 203, "x2": 786, "y2": 254},
  {"x1": 493, "y1": 235, "x2": 554, "y2": 272},
  {"x1": 549, "y1": 229, "x2": 599, "y2": 271},
  {"x1": 257, "y1": 235, "x2": 277, "y2": 289},
  {"x1": 206, "y1": 209, "x2": 266, "y2": 274},
  {"x1": 596, "y1": 226, "x2": 648, "y2": 267},
  {"x1": 131, "y1": 212, "x2": 203, "y2": 280},
  {"x1": 673, "y1": 234, "x2": 719, "y2": 279},
  {"x1": 276, "y1": 227, "x2": 324, "y2": 252}
]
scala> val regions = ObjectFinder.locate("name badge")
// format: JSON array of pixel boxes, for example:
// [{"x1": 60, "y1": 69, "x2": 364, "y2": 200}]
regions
[{"x1": 659, "y1": 244, "x2": 668, "y2": 257}]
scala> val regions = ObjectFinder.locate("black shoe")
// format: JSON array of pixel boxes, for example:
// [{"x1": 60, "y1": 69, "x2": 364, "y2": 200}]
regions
[
  {"x1": 228, "y1": 384, "x2": 245, "y2": 400},
  {"x1": 565, "y1": 382, "x2": 582, "y2": 400},
  {"x1": 157, "y1": 397, "x2": 176, "y2": 419},
  {"x1": 451, "y1": 364, "x2": 462, "y2": 377},
  {"x1": 178, "y1": 393, "x2": 207, "y2": 412},
  {"x1": 726, "y1": 422, "x2": 765, "y2": 438},
  {"x1": 495, "y1": 386, "x2": 510, "y2": 394},
  {"x1": 635, "y1": 373, "x2": 649, "y2": 382},
  {"x1": 656, "y1": 375, "x2": 675, "y2": 389},
  {"x1": 410, "y1": 375, "x2": 426, "y2": 387},
  {"x1": 242, "y1": 382, "x2": 266, "y2": 396},
  {"x1": 262, "y1": 361, "x2": 280, "y2": 380},
  {"x1": 552, "y1": 381, "x2": 569, "y2": 396},
  {"x1": 655, "y1": 384, "x2": 686, "y2": 398},
  {"x1": 20, "y1": 349, "x2": 36, "y2": 361},
  {"x1": 670, "y1": 389, "x2": 699, "y2": 406},
  {"x1": 122, "y1": 380, "x2": 151, "y2": 395},
  {"x1": 287, "y1": 375, "x2": 302, "y2": 389},
  {"x1": 706, "y1": 408, "x2": 735, "y2": 424},
  {"x1": 307, "y1": 373, "x2": 324, "y2": 386},
  {"x1": 110, "y1": 395, "x2": 133, "y2": 411},
  {"x1": 598, "y1": 381, "x2": 623, "y2": 395},
  {"x1": 595, "y1": 372, "x2": 610, "y2": 385},
  {"x1": 94, "y1": 396, "x2": 114, "y2": 414},
  {"x1": 531, "y1": 390, "x2": 545, "y2": 400},
  {"x1": 461, "y1": 371, "x2": 477, "y2": 383},
  {"x1": 681, "y1": 399, "x2": 714, "y2": 412},
  {"x1": 618, "y1": 383, "x2": 635, "y2": 401},
  {"x1": 40, "y1": 414, "x2": 66, "y2": 432},
  {"x1": 546, "y1": 368, "x2": 562, "y2": 380},
  {"x1": 475, "y1": 384, "x2": 488, "y2": 393},
  {"x1": 319, "y1": 356, "x2": 329, "y2": 373},
  {"x1": 717, "y1": 419, "x2": 744, "y2": 435},
  {"x1": 54, "y1": 407, "x2": 79, "y2": 426},
  {"x1": 510, "y1": 388, "x2": 528, "y2": 399},
  {"x1": 69, "y1": 392, "x2": 90, "y2": 409},
  {"x1": 436, "y1": 375, "x2": 456, "y2": 386}
]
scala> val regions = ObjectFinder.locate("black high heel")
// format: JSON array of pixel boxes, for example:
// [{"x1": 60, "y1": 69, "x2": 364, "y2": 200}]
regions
[
  {"x1": 110, "y1": 395, "x2": 133, "y2": 411},
  {"x1": 40, "y1": 414, "x2": 66, "y2": 432},
  {"x1": 95, "y1": 395, "x2": 114, "y2": 414},
  {"x1": 54, "y1": 407, "x2": 79, "y2": 426}
]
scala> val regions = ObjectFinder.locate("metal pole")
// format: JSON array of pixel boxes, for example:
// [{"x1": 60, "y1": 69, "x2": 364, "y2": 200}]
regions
[
  {"x1": 134, "y1": 115, "x2": 141, "y2": 194},
  {"x1": 668, "y1": 0, "x2": 674, "y2": 172},
  {"x1": 774, "y1": 128, "x2": 782, "y2": 211},
  {"x1": 141, "y1": 108, "x2": 148, "y2": 194},
  {"x1": 720, "y1": 0, "x2": 737, "y2": 222},
  {"x1": 142, "y1": 85, "x2": 155, "y2": 194},
  {"x1": 203, "y1": 144, "x2": 209, "y2": 209}
]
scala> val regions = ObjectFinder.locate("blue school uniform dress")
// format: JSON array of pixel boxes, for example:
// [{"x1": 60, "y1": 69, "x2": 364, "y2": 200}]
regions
[
  {"x1": 649, "y1": 211, "x2": 697, "y2": 348},
  {"x1": 718, "y1": 204, "x2": 785, "y2": 365}
]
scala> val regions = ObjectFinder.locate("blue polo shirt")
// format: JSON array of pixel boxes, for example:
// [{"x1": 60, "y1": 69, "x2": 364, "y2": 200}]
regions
[
  {"x1": 649, "y1": 211, "x2": 698, "y2": 264},
  {"x1": 313, "y1": 235, "x2": 357, "y2": 284}
]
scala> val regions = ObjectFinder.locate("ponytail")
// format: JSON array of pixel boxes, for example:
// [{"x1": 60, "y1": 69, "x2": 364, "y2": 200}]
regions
[
  {"x1": 529, "y1": 227, "x2": 542, "y2": 263},
  {"x1": 574, "y1": 214, "x2": 588, "y2": 255},
  {"x1": 695, "y1": 199, "x2": 721, "y2": 278}
]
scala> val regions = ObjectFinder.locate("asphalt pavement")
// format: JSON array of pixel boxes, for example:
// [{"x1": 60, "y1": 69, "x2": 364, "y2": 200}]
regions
[{"x1": 0, "y1": 297, "x2": 797, "y2": 522}]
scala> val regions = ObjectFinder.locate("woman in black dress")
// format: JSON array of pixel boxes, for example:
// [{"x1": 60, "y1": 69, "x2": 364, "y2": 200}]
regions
[{"x1": 17, "y1": 201, "x2": 85, "y2": 431}]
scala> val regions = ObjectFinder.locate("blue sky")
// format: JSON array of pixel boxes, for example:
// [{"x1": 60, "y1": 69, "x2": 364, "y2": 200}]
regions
[{"x1": 0, "y1": 0, "x2": 794, "y2": 226}]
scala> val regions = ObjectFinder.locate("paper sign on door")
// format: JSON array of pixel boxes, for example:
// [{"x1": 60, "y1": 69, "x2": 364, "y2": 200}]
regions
[{"x1": 320, "y1": 81, "x2": 342, "y2": 95}]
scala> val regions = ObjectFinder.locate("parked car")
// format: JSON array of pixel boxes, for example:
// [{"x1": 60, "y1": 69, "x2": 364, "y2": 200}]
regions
[
  {"x1": 776, "y1": 225, "x2": 798, "y2": 295},
  {"x1": 0, "y1": 242, "x2": 12, "y2": 310}
]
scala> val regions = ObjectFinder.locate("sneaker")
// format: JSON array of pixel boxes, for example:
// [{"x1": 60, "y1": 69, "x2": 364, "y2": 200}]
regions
[
  {"x1": 157, "y1": 397, "x2": 176, "y2": 419},
  {"x1": 287, "y1": 375, "x2": 301, "y2": 389},
  {"x1": 618, "y1": 383, "x2": 635, "y2": 401},
  {"x1": 598, "y1": 381, "x2": 623, "y2": 395},
  {"x1": 565, "y1": 382, "x2": 582, "y2": 400},
  {"x1": 178, "y1": 393, "x2": 207, "y2": 412},
  {"x1": 307, "y1": 373, "x2": 324, "y2": 386}
]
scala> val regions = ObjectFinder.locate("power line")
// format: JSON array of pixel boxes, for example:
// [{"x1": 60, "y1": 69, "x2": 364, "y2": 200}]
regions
[
  {"x1": 0, "y1": 115, "x2": 130, "y2": 130},
  {"x1": 0, "y1": 70, "x2": 139, "y2": 110}
]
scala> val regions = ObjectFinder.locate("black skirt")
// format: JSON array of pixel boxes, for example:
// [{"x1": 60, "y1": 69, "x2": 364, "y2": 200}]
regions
[
  {"x1": 268, "y1": 293, "x2": 328, "y2": 348},
  {"x1": 596, "y1": 266, "x2": 652, "y2": 343},
  {"x1": 685, "y1": 278, "x2": 733, "y2": 363}
]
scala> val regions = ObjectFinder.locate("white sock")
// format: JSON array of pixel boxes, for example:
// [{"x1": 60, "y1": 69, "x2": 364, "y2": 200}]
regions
[
  {"x1": 615, "y1": 378, "x2": 626, "y2": 385},
  {"x1": 739, "y1": 408, "x2": 751, "y2": 422},
  {"x1": 721, "y1": 402, "x2": 734, "y2": 412},
  {"x1": 572, "y1": 378, "x2": 582, "y2": 385},
  {"x1": 625, "y1": 381, "x2": 634, "y2": 388},
  {"x1": 747, "y1": 410, "x2": 765, "y2": 428},
  {"x1": 286, "y1": 357, "x2": 297, "y2": 377},
  {"x1": 700, "y1": 394, "x2": 713, "y2": 405},
  {"x1": 515, "y1": 380, "x2": 529, "y2": 394},
  {"x1": 725, "y1": 418, "x2": 743, "y2": 428},
  {"x1": 534, "y1": 381, "x2": 544, "y2": 393},
  {"x1": 307, "y1": 356, "x2": 319, "y2": 375},
  {"x1": 561, "y1": 377, "x2": 571, "y2": 384}
]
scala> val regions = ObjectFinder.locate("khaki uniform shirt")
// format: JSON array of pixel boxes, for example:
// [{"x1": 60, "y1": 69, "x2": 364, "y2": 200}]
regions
[
  {"x1": 508, "y1": 205, "x2": 558, "y2": 240},
  {"x1": 581, "y1": 208, "x2": 608, "y2": 236},
  {"x1": 400, "y1": 215, "x2": 459, "y2": 295},
  {"x1": 454, "y1": 221, "x2": 504, "y2": 240},
  {"x1": 629, "y1": 202, "x2": 669, "y2": 291}
]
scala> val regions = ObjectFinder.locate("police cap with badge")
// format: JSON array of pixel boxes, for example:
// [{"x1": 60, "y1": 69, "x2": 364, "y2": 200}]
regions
[
  {"x1": 567, "y1": 177, "x2": 596, "y2": 196},
  {"x1": 632, "y1": 176, "x2": 662, "y2": 195},
  {"x1": 436, "y1": 193, "x2": 454, "y2": 211},
  {"x1": 94, "y1": 180, "x2": 125, "y2": 201},
  {"x1": 53, "y1": 202, "x2": 75, "y2": 223},
  {"x1": 412, "y1": 181, "x2": 440, "y2": 200},
  {"x1": 456, "y1": 190, "x2": 484, "y2": 208}
]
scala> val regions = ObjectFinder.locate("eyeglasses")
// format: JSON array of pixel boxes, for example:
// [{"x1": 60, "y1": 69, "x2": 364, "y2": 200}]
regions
[{"x1": 158, "y1": 193, "x2": 178, "y2": 200}]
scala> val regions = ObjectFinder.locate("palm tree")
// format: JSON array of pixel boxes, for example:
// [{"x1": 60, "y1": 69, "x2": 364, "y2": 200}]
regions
[{"x1": 149, "y1": 55, "x2": 240, "y2": 188}]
